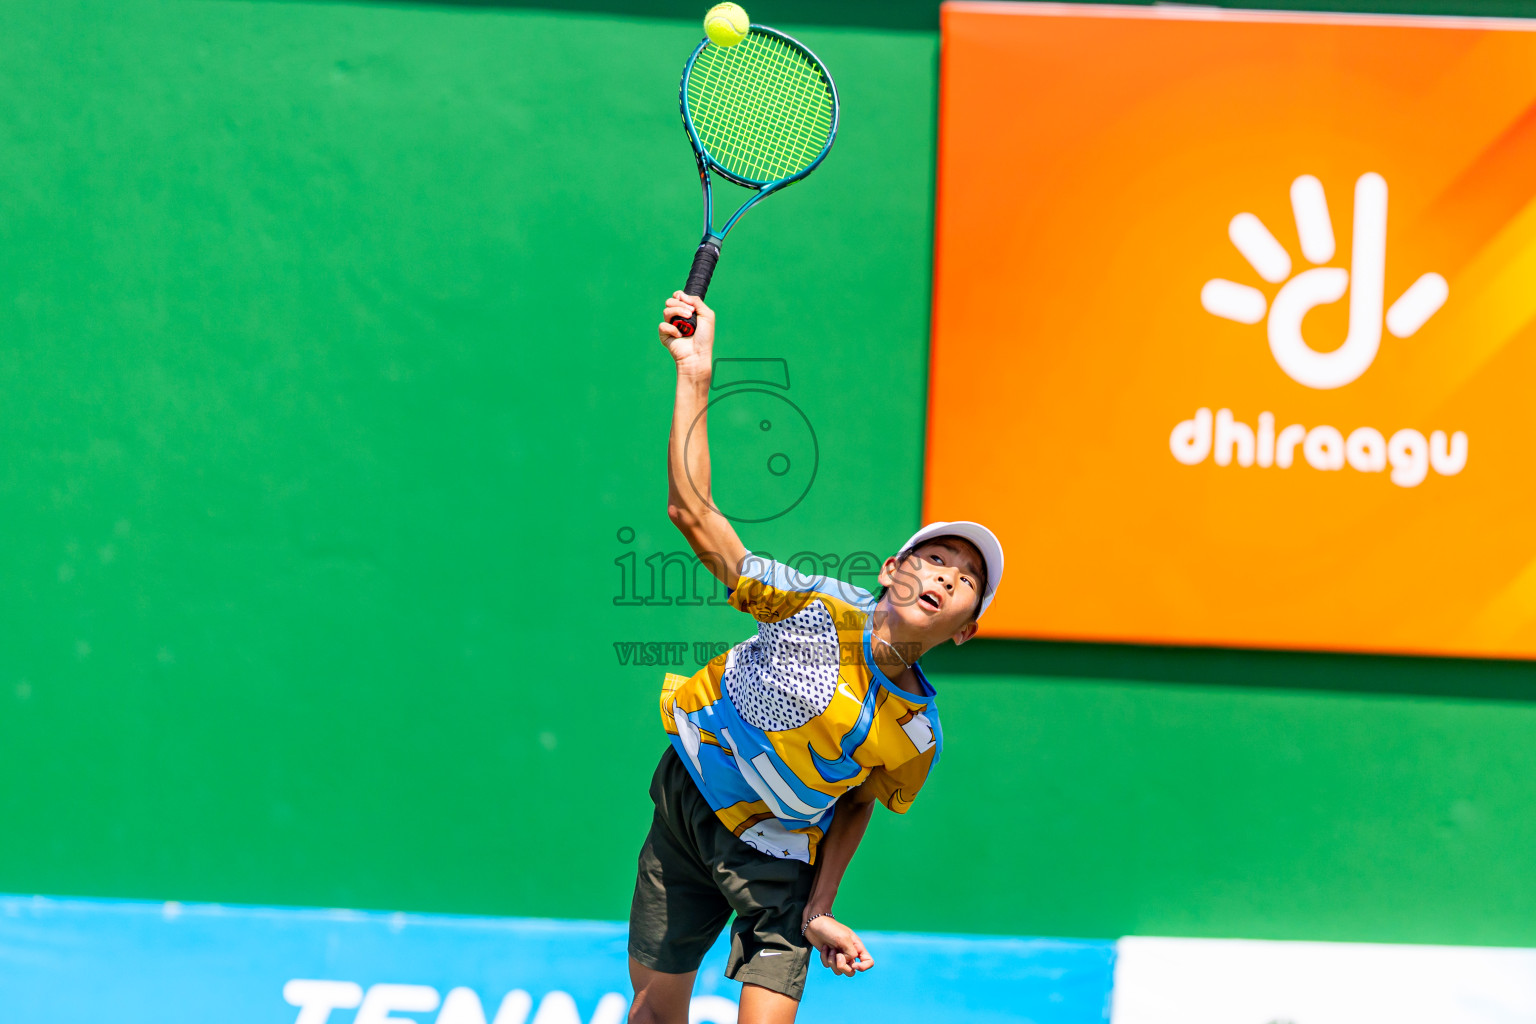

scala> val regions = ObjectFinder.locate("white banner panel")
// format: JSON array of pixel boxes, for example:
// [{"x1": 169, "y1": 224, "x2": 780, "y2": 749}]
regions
[
  {"x1": 0, "y1": 895, "x2": 1117, "y2": 1024},
  {"x1": 1112, "y1": 936, "x2": 1536, "y2": 1024}
]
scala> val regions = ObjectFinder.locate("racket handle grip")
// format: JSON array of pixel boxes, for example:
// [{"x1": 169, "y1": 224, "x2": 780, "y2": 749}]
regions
[{"x1": 672, "y1": 240, "x2": 721, "y2": 337}]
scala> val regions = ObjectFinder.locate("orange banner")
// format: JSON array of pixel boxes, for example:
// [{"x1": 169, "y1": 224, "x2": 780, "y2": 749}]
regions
[{"x1": 927, "y1": 2, "x2": 1536, "y2": 656}]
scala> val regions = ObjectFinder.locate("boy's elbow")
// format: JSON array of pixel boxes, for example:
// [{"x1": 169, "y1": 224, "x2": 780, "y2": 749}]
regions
[{"x1": 667, "y1": 502, "x2": 698, "y2": 532}]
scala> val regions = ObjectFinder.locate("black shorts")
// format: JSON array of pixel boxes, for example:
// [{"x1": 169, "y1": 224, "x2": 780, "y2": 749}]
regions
[{"x1": 627, "y1": 746, "x2": 816, "y2": 1000}]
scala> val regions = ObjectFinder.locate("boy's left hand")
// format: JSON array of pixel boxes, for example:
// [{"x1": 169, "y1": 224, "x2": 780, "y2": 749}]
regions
[{"x1": 805, "y1": 915, "x2": 873, "y2": 977}]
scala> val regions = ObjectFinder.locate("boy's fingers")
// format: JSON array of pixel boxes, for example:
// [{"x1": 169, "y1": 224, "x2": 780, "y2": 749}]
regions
[
  {"x1": 689, "y1": 295, "x2": 714, "y2": 319},
  {"x1": 659, "y1": 323, "x2": 682, "y2": 339}
]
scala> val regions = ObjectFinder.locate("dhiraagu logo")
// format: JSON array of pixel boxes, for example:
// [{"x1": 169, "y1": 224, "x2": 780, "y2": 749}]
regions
[
  {"x1": 1202, "y1": 172, "x2": 1448, "y2": 389},
  {"x1": 1174, "y1": 172, "x2": 1467, "y2": 487}
]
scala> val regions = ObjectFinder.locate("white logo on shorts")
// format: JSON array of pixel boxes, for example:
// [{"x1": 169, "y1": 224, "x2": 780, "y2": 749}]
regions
[{"x1": 759, "y1": 950, "x2": 785, "y2": 957}]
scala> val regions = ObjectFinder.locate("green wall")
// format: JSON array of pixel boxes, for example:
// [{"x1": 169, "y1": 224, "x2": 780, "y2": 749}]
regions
[{"x1": 2, "y1": 0, "x2": 1534, "y2": 947}]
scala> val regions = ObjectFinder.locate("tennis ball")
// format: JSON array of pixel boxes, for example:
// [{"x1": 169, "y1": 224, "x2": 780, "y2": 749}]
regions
[{"x1": 704, "y1": 3, "x2": 749, "y2": 47}]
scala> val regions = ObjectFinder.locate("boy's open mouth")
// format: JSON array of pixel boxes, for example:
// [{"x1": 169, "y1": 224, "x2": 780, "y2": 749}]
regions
[{"x1": 919, "y1": 591, "x2": 942, "y2": 610}]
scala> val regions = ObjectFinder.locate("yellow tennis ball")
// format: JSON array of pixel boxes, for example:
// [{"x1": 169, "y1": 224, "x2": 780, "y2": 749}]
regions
[{"x1": 704, "y1": 3, "x2": 749, "y2": 47}]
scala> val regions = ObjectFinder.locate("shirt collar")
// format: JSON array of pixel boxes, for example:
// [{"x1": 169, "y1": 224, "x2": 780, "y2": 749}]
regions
[{"x1": 862, "y1": 619, "x2": 936, "y2": 705}]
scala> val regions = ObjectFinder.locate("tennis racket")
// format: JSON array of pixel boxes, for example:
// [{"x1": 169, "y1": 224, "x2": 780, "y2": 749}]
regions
[{"x1": 670, "y1": 26, "x2": 839, "y2": 337}]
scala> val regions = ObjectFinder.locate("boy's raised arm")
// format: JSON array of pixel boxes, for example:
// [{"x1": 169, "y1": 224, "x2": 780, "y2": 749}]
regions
[{"x1": 658, "y1": 291, "x2": 749, "y2": 591}]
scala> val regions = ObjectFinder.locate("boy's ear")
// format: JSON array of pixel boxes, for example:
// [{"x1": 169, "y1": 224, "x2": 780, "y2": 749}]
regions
[
  {"x1": 950, "y1": 621, "x2": 980, "y2": 646},
  {"x1": 879, "y1": 554, "x2": 919, "y2": 606}
]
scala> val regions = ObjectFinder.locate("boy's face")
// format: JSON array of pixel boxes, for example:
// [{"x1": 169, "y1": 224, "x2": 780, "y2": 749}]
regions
[{"x1": 877, "y1": 538, "x2": 986, "y2": 647}]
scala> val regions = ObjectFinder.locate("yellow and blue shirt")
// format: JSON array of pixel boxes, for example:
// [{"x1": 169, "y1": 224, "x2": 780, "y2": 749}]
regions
[{"x1": 660, "y1": 555, "x2": 943, "y2": 865}]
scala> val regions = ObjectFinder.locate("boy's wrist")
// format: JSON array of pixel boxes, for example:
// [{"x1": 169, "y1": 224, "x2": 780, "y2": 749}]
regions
[
  {"x1": 801, "y1": 910, "x2": 834, "y2": 937},
  {"x1": 803, "y1": 897, "x2": 834, "y2": 922}
]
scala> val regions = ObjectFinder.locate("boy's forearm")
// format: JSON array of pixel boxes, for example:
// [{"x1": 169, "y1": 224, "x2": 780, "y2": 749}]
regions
[
  {"x1": 667, "y1": 367, "x2": 713, "y2": 516},
  {"x1": 805, "y1": 791, "x2": 876, "y2": 918},
  {"x1": 666, "y1": 365, "x2": 747, "y2": 588}
]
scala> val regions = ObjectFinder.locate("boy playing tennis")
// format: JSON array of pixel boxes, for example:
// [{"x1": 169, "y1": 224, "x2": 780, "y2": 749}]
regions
[{"x1": 627, "y1": 292, "x2": 1006, "y2": 1023}]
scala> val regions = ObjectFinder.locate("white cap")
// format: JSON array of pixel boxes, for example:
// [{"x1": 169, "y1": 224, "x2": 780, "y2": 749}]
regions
[{"x1": 895, "y1": 520, "x2": 1005, "y2": 618}]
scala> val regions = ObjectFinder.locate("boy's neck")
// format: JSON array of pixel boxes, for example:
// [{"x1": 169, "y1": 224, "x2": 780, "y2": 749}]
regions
[{"x1": 869, "y1": 607, "x2": 929, "y2": 692}]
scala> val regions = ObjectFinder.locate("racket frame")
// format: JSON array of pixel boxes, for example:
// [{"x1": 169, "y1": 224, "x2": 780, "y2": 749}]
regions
[{"x1": 670, "y1": 26, "x2": 840, "y2": 335}]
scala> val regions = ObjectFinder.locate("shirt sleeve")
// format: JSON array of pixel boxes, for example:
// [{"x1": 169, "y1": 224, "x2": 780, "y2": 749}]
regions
[
  {"x1": 861, "y1": 746, "x2": 937, "y2": 814},
  {"x1": 728, "y1": 555, "x2": 852, "y2": 624}
]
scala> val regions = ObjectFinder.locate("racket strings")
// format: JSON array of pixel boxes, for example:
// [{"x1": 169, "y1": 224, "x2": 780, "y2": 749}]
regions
[
  {"x1": 737, "y1": 41, "x2": 823, "y2": 173},
  {"x1": 686, "y1": 32, "x2": 835, "y2": 183},
  {"x1": 718, "y1": 39, "x2": 828, "y2": 178},
  {"x1": 721, "y1": 40, "x2": 810, "y2": 173}
]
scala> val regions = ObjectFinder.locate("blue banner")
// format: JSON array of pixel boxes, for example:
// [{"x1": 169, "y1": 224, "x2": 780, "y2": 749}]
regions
[{"x1": 0, "y1": 895, "x2": 1116, "y2": 1024}]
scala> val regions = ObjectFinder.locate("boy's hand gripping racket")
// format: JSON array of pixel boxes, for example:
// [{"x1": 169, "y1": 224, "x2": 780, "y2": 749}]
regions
[{"x1": 671, "y1": 26, "x2": 839, "y2": 336}]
